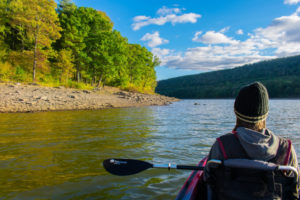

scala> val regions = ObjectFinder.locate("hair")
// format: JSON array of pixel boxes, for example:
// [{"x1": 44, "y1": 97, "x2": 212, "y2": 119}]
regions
[{"x1": 233, "y1": 118, "x2": 266, "y2": 132}]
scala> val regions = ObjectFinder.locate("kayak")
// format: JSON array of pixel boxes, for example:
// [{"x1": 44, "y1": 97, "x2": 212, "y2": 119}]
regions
[
  {"x1": 175, "y1": 157, "x2": 208, "y2": 200},
  {"x1": 175, "y1": 157, "x2": 299, "y2": 200}
]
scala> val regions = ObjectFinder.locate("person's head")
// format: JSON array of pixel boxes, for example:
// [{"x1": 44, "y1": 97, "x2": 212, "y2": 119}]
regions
[{"x1": 233, "y1": 82, "x2": 269, "y2": 132}]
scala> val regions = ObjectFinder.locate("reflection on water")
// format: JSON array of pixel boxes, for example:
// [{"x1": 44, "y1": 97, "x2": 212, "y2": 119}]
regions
[
  {"x1": 0, "y1": 108, "x2": 156, "y2": 199},
  {"x1": 0, "y1": 100, "x2": 300, "y2": 199}
]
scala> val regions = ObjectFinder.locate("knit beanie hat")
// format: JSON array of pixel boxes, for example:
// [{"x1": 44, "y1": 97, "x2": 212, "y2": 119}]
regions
[{"x1": 234, "y1": 82, "x2": 269, "y2": 123}]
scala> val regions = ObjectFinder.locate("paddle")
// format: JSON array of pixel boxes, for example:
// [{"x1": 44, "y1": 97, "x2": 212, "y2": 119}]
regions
[{"x1": 103, "y1": 158, "x2": 205, "y2": 176}]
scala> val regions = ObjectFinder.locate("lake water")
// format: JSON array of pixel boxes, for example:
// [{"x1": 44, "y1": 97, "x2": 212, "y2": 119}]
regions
[{"x1": 1, "y1": 100, "x2": 300, "y2": 199}]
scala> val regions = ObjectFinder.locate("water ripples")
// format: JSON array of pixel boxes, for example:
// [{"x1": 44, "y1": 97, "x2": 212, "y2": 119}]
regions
[{"x1": 0, "y1": 100, "x2": 300, "y2": 199}]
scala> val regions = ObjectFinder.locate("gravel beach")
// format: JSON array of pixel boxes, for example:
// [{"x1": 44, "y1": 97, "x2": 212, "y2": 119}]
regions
[{"x1": 0, "y1": 83, "x2": 179, "y2": 113}]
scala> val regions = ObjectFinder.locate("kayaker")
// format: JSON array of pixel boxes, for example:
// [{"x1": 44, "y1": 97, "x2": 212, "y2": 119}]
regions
[{"x1": 204, "y1": 82, "x2": 299, "y2": 200}]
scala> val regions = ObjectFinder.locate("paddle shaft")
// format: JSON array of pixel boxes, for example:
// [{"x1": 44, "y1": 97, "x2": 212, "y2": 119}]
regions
[
  {"x1": 103, "y1": 158, "x2": 205, "y2": 176},
  {"x1": 104, "y1": 158, "x2": 299, "y2": 177},
  {"x1": 153, "y1": 164, "x2": 204, "y2": 171}
]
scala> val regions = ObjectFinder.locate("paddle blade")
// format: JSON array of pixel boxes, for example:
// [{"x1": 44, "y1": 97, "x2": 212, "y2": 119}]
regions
[{"x1": 103, "y1": 158, "x2": 153, "y2": 176}]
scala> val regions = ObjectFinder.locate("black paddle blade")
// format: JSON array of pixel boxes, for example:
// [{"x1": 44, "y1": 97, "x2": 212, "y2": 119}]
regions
[{"x1": 103, "y1": 158, "x2": 153, "y2": 176}]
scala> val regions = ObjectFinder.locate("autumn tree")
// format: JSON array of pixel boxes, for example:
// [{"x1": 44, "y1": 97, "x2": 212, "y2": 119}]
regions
[{"x1": 10, "y1": 0, "x2": 61, "y2": 81}]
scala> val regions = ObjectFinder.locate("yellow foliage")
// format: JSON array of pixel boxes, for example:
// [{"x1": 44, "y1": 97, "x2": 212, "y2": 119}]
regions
[
  {"x1": 10, "y1": 0, "x2": 61, "y2": 46},
  {"x1": 8, "y1": 50, "x2": 50, "y2": 76},
  {"x1": 97, "y1": 10, "x2": 113, "y2": 30},
  {"x1": 63, "y1": 81, "x2": 93, "y2": 90},
  {"x1": 122, "y1": 83, "x2": 155, "y2": 94},
  {"x1": 8, "y1": 50, "x2": 33, "y2": 72},
  {"x1": 56, "y1": 49, "x2": 75, "y2": 83},
  {"x1": 0, "y1": 61, "x2": 13, "y2": 81},
  {"x1": 39, "y1": 81, "x2": 60, "y2": 88},
  {"x1": 9, "y1": 0, "x2": 61, "y2": 81}
]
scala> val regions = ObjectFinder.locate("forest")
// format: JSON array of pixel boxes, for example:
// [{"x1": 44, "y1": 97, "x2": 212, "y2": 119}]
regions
[
  {"x1": 0, "y1": 0, "x2": 159, "y2": 93},
  {"x1": 156, "y1": 55, "x2": 300, "y2": 98}
]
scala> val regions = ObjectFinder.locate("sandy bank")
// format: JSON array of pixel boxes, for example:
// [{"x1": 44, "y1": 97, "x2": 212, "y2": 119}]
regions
[{"x1": 0, "y1": 83, "x2": 179, "y2": 113}]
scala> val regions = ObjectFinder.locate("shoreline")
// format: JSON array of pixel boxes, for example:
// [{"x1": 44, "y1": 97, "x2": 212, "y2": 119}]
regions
[{"x1": 0, "y1": 83, "x2": 179, "y2": 113}]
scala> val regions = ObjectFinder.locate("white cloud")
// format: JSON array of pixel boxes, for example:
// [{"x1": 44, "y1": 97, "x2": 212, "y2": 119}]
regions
[
  {"x1": 236, "y1": 29, "x2": 244, "y2": 35},
  {"x1": 152, "y1": 48, "x2": 171, "y2": 56},
  {"x1": 153, "y1": 7, "x2": 300, "y2": 71},
  {"x1": 192, "y1": 30, "x2": 239, "y2": 45},
  {"x1": 220, "y1": 26, "x2": 230, "y2": 33},
  {"x1": 157, "y1": 6, "x2": 182, "y2": 15},
  {"x1": 251, "y1": 14, "x2": 300, "y2": 56},
  {"x1": 295, "y1": 6, "x2": 300, "y2": 14},
  {"x1": 141, "y1": 31, "x2": 169, "y2": 48},
  {"x1": 153, "y1": 45, "x2": 275, "y2": 71},
  {"x1": 192, "y1": 31, "x2": 203, "y2": 41},
  {"x1": 132, "y1": 6, "x2": 201, "y2": 31},
  {"x1": 133, "y1": 16, "x2": 150, "y2": 21},
  {"x1": 151, "y1": 48, "x2": 173, "y2": 66},
  {"x1": 284, "y1": 0, "x2": 300, "y2": 5}
]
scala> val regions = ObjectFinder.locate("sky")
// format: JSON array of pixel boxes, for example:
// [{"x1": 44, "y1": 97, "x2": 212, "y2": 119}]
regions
[{"x1": 70, "y1": 0, "x2": 300, "y2": 80}]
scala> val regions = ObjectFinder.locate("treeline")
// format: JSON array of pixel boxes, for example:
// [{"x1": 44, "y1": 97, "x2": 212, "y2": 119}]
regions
[
  {"x1": 156, "y1": 55, "x2": 300, "y2": 98},
  {"x1": 0, "y1": 0, "x2": 159, "y2": 92}
]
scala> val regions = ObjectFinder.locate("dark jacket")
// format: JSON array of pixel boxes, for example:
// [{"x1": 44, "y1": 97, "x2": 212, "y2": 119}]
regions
[{"x1": 204, "y1": 127, "x2": 299, "y2": 199}]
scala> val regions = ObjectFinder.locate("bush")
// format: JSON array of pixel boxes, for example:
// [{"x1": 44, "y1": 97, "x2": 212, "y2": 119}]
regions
[
  {"x1": 0, "y1": 62, "x2": 13, "y2": 81},
  {"x1": 14, "y1": 66, "x2": 28, "y2": 82}
]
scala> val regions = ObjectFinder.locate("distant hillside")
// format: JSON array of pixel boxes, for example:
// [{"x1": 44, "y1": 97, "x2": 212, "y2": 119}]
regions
[{"x1": 156, "y1": 55, "x2": 300, "y2": 98}]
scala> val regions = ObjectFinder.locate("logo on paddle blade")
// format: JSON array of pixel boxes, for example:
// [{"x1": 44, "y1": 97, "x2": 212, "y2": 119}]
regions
[{"x1": 110, "y1": 159, "x2": 128, "y2": 165}]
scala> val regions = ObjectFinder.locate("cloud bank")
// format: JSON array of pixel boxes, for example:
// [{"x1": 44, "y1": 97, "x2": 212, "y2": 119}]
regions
[{"x1": 152, "y1": 7, "x2": 300, "y2": 71}]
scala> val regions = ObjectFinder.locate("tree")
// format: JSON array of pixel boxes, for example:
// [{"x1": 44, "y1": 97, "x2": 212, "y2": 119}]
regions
[
  {"x1": 58, "y1": 0, "x2": 76, "y2": 13},
  {"x1": 0, "y1": 0, "x2": 159, "y2": 92},
  {"x1": 103, "y1": 30, "x2": 129, "y2": 87},
  {"x1": 141, "y1": 55, "x2": 159, "y2": 90},
  {"x1": 0, "y1": 0, "x2": 9, "y2": 60},
  {"x1": 57, "y1": 5, "x2": 112, "y2": 83},
  {"x1": 87, "y1": 31, "x2": 114, "y2": 88},
  {"x1": 127, "y1": 44, "x2": 142, "y2": 84},
  {"x1": 125, "y1": 44, "x2": 159, "y2": 92},
  {"x1": 10, "y1": 0, "x2": 61, "y2": 81},
  {"x1": 0, "y1": 0, "x2": 8, "y2": 37},
  {"x1": 55, "y1": 49, "x2": 75, "y2": 83}
]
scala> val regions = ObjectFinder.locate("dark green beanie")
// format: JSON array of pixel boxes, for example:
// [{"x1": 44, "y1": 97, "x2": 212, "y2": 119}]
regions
[{"x1": 234, "y1": 82, "x2": 269, "y2": 123}]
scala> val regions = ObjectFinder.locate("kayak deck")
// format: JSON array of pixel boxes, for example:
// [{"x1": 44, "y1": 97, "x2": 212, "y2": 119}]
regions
[{"x1": 175, "y1": 157, "x2": 207, "y2": 200}]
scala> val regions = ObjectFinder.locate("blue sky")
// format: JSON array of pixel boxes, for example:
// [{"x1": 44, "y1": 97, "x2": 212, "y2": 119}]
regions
[{"x1": 70, "y1": 0, "x2": 300, "y2": 80}]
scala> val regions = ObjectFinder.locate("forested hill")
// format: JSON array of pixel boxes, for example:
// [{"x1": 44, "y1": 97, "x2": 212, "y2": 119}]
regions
[{"x1": 156, "y1": 55, "x2": 300, "y2": 98}]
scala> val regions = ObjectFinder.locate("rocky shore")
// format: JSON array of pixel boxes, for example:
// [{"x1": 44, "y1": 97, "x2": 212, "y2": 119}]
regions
[{"x1": 0, "y1": 83, "x2": 179, "y2": 113}]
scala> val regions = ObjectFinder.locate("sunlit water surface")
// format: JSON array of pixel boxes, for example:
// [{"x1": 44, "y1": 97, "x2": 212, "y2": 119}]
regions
[{"x1": 1, "y1": 100, "x2": 300, "y2": 199}]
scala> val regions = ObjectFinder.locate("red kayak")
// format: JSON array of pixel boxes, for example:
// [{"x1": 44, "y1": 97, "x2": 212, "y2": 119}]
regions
[{"x1": 175, "y1": 157, "x2": 208, "y2": 200}]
